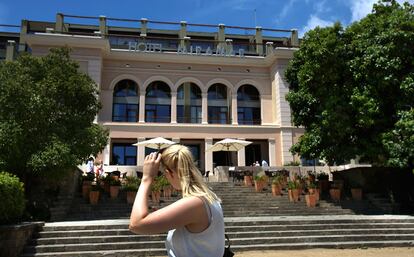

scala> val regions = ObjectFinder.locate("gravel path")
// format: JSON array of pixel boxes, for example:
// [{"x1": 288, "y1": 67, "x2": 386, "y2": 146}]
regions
[{"x1": 235, "y1": 247, "x2": 414, "y2": 257}]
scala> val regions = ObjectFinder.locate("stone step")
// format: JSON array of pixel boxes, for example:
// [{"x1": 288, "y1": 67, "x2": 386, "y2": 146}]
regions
[
  {"x1": 36, "y1": 222, "x2": 414, "y2": 238},
  {"x1": 33, "y1": 228, "x2": 414, "y2": 244},
  {"x1": 20, "y1": 240, "x2": 414, "y2": 257},
  {"x1": 24, "y1": 234, "x2": 414, "y2": 253}
]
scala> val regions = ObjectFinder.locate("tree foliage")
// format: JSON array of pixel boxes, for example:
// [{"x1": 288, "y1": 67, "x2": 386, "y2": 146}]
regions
[
  {"x1": 285, "y1": 0, "x2": 414, "y2": 168},
  {"x1": 0, "y1": 48, "x2": 109, "y2": 176}
]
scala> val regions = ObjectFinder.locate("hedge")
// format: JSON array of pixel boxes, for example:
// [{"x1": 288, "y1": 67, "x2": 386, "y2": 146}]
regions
[{"x1": 0, "y1": 172, "x2": 26, "y2": 224}]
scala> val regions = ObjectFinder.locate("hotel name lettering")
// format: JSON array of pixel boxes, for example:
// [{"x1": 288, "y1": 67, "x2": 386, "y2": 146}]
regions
[{"x1": 128, "y1": 42, "x2": 245, "y2": 58}]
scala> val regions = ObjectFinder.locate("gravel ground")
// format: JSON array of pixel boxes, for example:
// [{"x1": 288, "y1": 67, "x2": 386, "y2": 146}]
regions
[{"x1": 234, "y1": 247, "x2": 414, "y2": 257}]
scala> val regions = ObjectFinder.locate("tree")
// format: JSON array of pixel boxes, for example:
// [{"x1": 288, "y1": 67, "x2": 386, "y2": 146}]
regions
[
  {"x1": 0, "y1": 48, "x2": 109, "y2": 177},
  {"x1": 285, "y1": 0, "x2": 414, "y2": 168}
]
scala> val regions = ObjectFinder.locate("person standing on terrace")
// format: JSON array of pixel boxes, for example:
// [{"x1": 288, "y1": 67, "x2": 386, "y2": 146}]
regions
[{"x1": 129, "y1": 144, "x2": 225, "y2": 257}]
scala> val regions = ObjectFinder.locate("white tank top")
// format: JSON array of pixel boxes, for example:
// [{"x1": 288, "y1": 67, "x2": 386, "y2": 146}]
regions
[{"x1": 165, "y1": 198, "x2": 225, "y2": 257}]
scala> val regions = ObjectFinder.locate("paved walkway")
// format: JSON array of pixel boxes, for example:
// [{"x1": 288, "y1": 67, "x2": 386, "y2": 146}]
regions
[{"x1": 235, "y1": 248, "x2": 414, "y2": 257}]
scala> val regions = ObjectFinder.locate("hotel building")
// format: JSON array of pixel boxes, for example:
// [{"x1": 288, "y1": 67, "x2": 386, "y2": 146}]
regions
[{"x1": 2, "y1": 14, "x2": 304, "y2": 174}]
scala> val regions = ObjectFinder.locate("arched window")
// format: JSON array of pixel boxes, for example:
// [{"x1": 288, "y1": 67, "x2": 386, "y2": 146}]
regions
[
  {"x1": 112, "y1": 79, "x2": 139, "y2": 122},
  {"x1": 237, "y1": 85, "x2": 261, "y2": 125},
  {"x1": 208, "y1": 83, "x2": 231, "y2": 124},
  {"x1": 145, "y1": 81, "x2": 171, "y2": 123},
  {"x1": 177, "y1": 82, "x2": 202, "y2": 123}
]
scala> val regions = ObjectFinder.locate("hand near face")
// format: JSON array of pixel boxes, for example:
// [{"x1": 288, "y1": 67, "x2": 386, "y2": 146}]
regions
[{"x1": 142, "y1": 152, "x2": 162, "y2": 182}]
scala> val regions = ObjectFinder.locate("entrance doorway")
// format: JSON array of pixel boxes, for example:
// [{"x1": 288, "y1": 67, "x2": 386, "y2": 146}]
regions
[{"x1": 245, "y1": 143, "x2": 262, "y2": 166}]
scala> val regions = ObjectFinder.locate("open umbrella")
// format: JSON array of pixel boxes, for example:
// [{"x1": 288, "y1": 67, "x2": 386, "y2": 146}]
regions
[
  {"x1": 206, "y1": 138, "x2": 252, "y2": 152},
  {"x1": 133, "y1": 137, "x2": 175, "y2": 150}
]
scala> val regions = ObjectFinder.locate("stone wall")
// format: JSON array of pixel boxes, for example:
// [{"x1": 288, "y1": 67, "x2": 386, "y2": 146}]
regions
[{"x1": 0, "y1": 222, "x2": 44, "y2": 257}]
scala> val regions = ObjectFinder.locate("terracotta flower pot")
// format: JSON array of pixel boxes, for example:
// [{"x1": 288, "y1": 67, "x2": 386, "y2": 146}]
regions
[
  {"x1": 330, "y1": 188, "x2": 341, "y2": 202},
  {"x1": 151, "y1": 191, "x2": 161, "y2": 204},
  {"x1": 244, "y1": 175, "x2": 253, "y2": 187},
  {"x1": 126, "y1": 191, "x2": 137, "y2": 204},
  {"x1": 89, "y1": 191, "x2": 99, "y2": 205},
  {"x1": 319, "y1": 180, "x2": 330, "y2": 193},
  {"x1": 82, "y1": 182, "x2": 91, "y2": 200},
  {"x1": 351, "y1": 188, "x2": 363, "y2": 201},
  {"x1": 305, "y1": 194, "x2": 317, "y2": 207},
  {"x1": 271, "y1": 184, "x2": 282, "y2": 196},
  {"x1": 110, "y1": 186, "x2": 120, "y2": 199},
  {"x1": 289, "y1": 189, "x2": 300, "y2": 202},
  {"x1": 254, "y1": 181, "x2": 263, "y2": 192}
]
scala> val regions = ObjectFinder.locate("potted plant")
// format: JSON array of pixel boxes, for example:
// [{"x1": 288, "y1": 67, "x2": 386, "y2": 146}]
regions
[
  {"x1": 271, "y1": 175, "x2": 283, "y2": 196},
  {"x1": 305, "y1": 182, "x2": 318, "y2": 207},
  {"x1": 244, "y1": 172, "x2": 253, "y2": 187},
  {"x1": 123, "y1": 176, "x2": 141, "y2": 204},
  {"x1": 330, "y1": 185, "x2": 341, "y2": 202},
  {"x1": 159, "y1": 176, "x2": 171, "y2": 199},
  {"x1": 81, "y1": 172, "x2": 95, "y2": 200},
  {"x1": 102, "y1": 175, "x2": 113, "y2": 193},
  {"x1": 287, "y1": 180, "x2": 300, "y2": 202},
  {"x1": 253, "y1": 175, "x2": 265, "y2": 192},
  {"x1": 307, "y1": 181, "x2": 320, "y2": 201},
  {"x1": 89, "y1": 183, "x2": 101, "y2": 205},
  {"x1": 317, "y1": 173, "x2": 330, "y2": 193},
  {"x1": 350, "y1": 181, "x2": 363, "y2": 201},
  {"x1": 151, "y1": 177, "x2": 162, "y2": 204},
  {"x1": 109, "y1": 178, "x2": 121, "y2": 199}
]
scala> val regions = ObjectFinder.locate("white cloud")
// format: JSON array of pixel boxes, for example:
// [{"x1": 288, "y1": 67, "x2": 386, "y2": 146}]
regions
[
  {"x1": 273, "y1": 0, "x2": 297, "y2": 24},
  {"x1": 348, "y1": 0, "x2": 414, "y2": 22},
  {"x1": 300, "y1": 14, "x2": 334, "y2": 37},
  {"x1": 314, "y1": 0, "x2": 330, "y2": 14}
]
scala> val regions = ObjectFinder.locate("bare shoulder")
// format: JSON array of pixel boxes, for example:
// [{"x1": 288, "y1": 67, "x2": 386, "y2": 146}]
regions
[{"x1": 174, "y1": 195, "x2": 205, "y2": 209}]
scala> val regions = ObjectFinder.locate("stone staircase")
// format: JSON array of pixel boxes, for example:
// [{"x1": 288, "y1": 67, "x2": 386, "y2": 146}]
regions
[
  {"x1": 59, "y1": 181, "x2": 383, "y2": 221},
  {"x1": 21, "y1": 182, "x2": 414, "y2": 256},
  {"x1": 21, "y1": 216, "x2": 414, "y2": 256}
]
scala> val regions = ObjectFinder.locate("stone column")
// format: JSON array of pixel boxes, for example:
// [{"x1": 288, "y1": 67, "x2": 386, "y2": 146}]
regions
[
  {"x1": 171, "y1": 92, "x2": 177, "y2": 123},
  {"x1": 18, "y1": 20, "x2": 28, "y2": 52},
  {"x1": 139, "y1": 90, "x2": 146, "y2": 123},
  {"x1": 136, "y1": 137, "x2": 146, "y2": 167},
  {"x1": 237, "y1": 139, "x2": 246, "y2": 166},
  {"x1": 255, "y1": 26, "x2": 263, "y2": 56},
  {"x1": 179, "y1": 21, "x2": 187, "y2": 49},
  {"x1": 202, "y1": 92, "x2": 208, "y2": 124},
  {"x1": 291, "y1": 29, "x2": 299, "y2": 47},
  {"x1": 268, "y1": 138, "x2": 276, "y2": 166},
  {"x1": 205, "y1": 138, "x2": 213, "y2": 174},
  {"x1": 140, "y1": 18, "x2": 148, "y2": 37},
  {"x1": 5, "y1": 40, "x2": 15, "y2": 61},
  {"x1": 225, "y1": 39, "x2": 233, "y2": 55},
  {"x1": 231, "y1": 93, "x2": 238, "y2": 125},
  {"x1": 99, "y1": 15, "x2": 107, "y2": 36},
  {"x1": 55, "y1": 13, "x2": 64, "y2": 33},
  {"x1": 103, "y1": 139, "x2": 111, "y2": 166},
  {"x1": 266, "y1": 41, "x2": 274, "y2": 56},
  {"x1": 217, "y1": 24, "x2": 226, "y2": 50},
  {"x1": 280, "y1": 130, "x2": 293, "y2": 165}
]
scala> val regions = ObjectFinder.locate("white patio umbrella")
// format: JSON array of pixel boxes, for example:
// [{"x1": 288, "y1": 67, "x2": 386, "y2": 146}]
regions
[
  {"x1": 206, "y1": 138, "x2": 252, "y2": 152},
  {"x1": 133, "y1": 137, "x2": 175, "y2": 150}
]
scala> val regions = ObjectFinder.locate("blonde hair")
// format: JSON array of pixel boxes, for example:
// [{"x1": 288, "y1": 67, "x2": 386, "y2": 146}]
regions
[{"x1": 161, "y1": 144, "x2": 221, "y2": 204}]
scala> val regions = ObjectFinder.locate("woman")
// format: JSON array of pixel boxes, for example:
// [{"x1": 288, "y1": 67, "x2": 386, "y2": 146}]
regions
[{"x1": 129, "y1": 144, "x2": 225, "y2": 257}]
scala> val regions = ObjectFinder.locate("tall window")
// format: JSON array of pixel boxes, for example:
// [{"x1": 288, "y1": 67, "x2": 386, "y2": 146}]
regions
[
  {"x1": 112, "y1": 80, "x2": 139, "y2": 122},
  {"x1": 177, "y1": 83, "x2": 202, "y2": 123},
  {"x1": 237, "y1": 85, "x2": 261, "y2": 125},
  {"x1": 145, "y1": 81, "x2": 171, "y2": 123},
  {"x1": 111, "y1": 143, "x2": 137, "y2": 165},
  {"x1": 208, "y1": 83, "x2": 231, "y2": 124}
]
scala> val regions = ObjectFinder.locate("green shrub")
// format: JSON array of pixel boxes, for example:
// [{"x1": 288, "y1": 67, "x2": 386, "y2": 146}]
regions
[
  {"x1": 0, "y1": 172, "x2": 26, "y2": 224},
  {"x1": 122, "y1": 176, "x2": 141, "y2": 191}
]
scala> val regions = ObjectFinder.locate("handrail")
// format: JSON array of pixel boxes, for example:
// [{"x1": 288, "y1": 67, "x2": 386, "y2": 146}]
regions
[
  {"x1": 0, "y1": 24, "x2": 20, "y2": 28},
  {"x1": 61, "y1": 13, "x2": 294, "y2": 33}
]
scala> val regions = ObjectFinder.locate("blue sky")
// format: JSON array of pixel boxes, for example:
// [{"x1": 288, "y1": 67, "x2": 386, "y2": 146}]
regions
[{"x1": 1, "y1": 0, "x2": 413, "y2": 37}]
